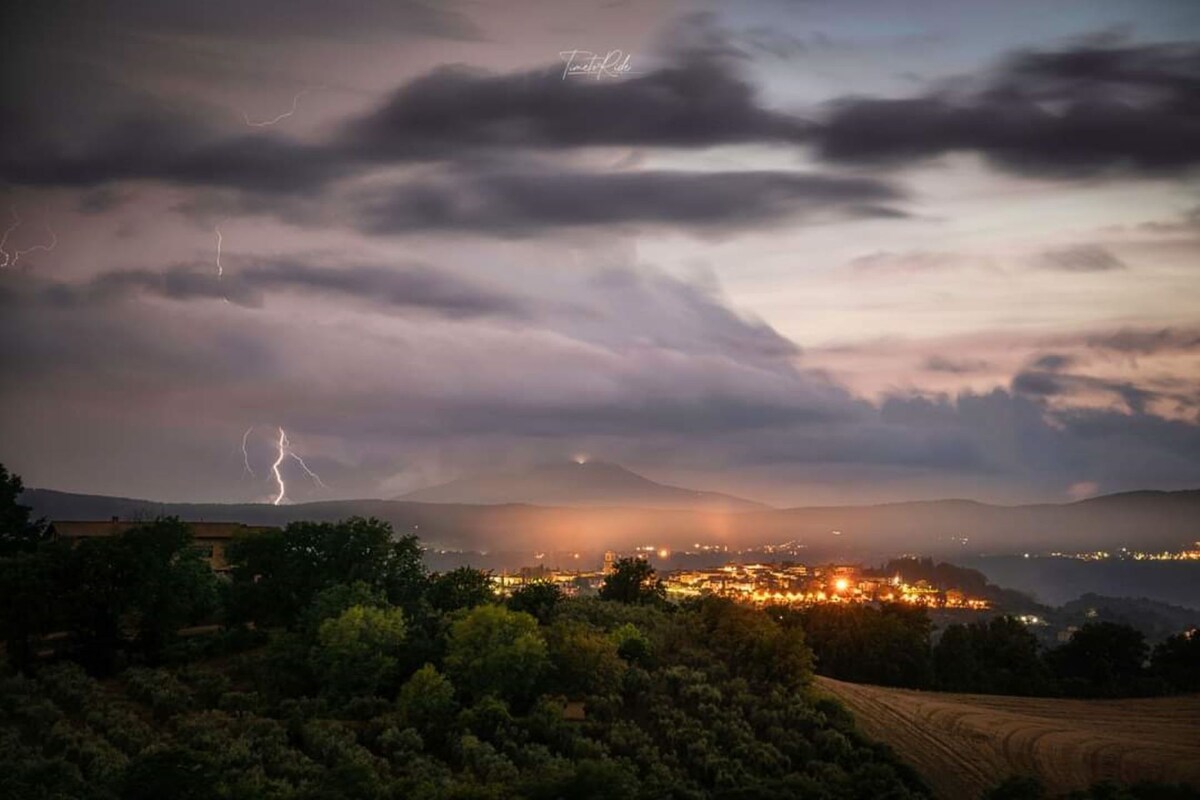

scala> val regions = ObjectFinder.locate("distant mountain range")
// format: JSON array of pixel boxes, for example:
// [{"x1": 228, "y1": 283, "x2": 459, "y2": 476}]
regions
[
  {"x1": 21, "y1": 476, "x2": 1200, "y2": 559},
  {"x1": 396, "y1": 460, "x2": 768, "y2": 512}
]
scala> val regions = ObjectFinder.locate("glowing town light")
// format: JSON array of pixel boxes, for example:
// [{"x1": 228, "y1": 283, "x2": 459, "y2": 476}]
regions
[
  {"x1": 657, "y1": 548, "x2": 670, "y2": 559},
  {"x1": 834, "y1": 578, "x2": 850, "y2": 593}
]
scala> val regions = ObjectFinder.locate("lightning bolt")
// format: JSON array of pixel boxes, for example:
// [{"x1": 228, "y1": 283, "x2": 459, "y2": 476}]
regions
[
  {"x1": 270, "y1": 426, "x2": 326, "y2": 505},
  {"x1": 271, "y1": 428, "x2": 288, "y2": 505},
  {"x1": 242, "y1": 88, "x2": 311, "y2": 128},
  {"x1": 0, "y1": 207, "x2": 57, "y2": 268},
  {"x1": 214, "y1": 225, "x2": 224, "y2": 278},
  {"x1": 289, "y1": 451, "x2": 328, "y2": 489},
  {"x1": 241, "y1": 426, "x2": 256, "y2": 478}
]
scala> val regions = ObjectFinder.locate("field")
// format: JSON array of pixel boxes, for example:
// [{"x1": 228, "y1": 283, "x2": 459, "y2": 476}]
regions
[{"x1": 817, "y1": 676, "x2": 1200, "y2": 799}]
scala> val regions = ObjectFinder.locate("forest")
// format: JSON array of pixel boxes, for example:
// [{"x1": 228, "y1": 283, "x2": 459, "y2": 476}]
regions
[{"x1": 0, "y1": 465, "x2": 1196, "y2": 799}]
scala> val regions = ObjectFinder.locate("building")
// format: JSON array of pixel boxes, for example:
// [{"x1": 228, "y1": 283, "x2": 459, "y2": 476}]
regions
[{"x1": 48, "y1": 518, "x2": 278, "y2": 572}]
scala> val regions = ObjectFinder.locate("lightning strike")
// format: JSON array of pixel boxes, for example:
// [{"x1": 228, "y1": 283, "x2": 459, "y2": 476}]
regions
[
  {"x1": 289, "y1": 452, "x2": 328, "y2": 489},
  {"x1": 271, "y1": 428, "x2": 288, "y2": 505},
  {"x1": 214, "y1": 225, "x2": 224, "y2": 278},
  {"x1": 0, "y1": 207, "x2": 57, "y2": 268},
  {"x1": 241, "y1": 426, "x2": 256, "y2": 478},
  {"x1": 242, "y1": 88, "x2": 311, "y2": 128},
  {"x1": 270, "y1": 427, "x2": 326, "y2": 505}
]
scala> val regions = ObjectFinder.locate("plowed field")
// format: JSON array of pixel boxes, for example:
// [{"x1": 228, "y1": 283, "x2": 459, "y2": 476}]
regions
[{"x1": 816, "y1": 676, "x2": 1200, "y2": 798}]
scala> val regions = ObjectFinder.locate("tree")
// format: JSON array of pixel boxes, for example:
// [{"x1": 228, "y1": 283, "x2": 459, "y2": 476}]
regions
[
  {"x1": 0, "y1": 543, "x2": 71, "y2": 671},
  {"x1": 299, "y1": 581, "x2": 387, "y2": 638},
  {"x1": 1150, "y1": 629, "x2": 1200, "y2": 692},
  {"x1": 546, "y1": 620, "x2": 626, "y2": 697},
  {"x1": 0, "y1": 464, "x2": 46, "y2": 556},
  {"x1": 610, "y1": 623, "x2": 653, "y2": 667},
  {"x1": 935, "y1": 616, "x2": 1050, "y2": 694},
  {"x1": 599, "y1": 557, "x2": 665, "y2": 605},
  {"x1": 53, "y1": 518, "x2": 218, "y2": 672},
  {"x1": 1046, "y1": 622, "x2": 1148, "y2": 697},
  {"x1": 507, "y1": 581, "x2": 563, "y2": 624},
  {"x1": 427, "y1": 567, "x2": 494, "y2": 613},
  {"x1": 310, "y1": 605, "x2": 407, "y2": 698},
  {"x1": 445, "y1": 605, "x2": 548, "y2": 705},
  {"x1": 226, "y1": 517, "x2": 426, "y2": 627},
  {"x1": 397, "y1": 664, "x2": 459, "y2": 742},
  {"x1": 696, "y1": 596, "x2": 812, "y2": 690},
  {"x1": 796, "y1": 604, "x2": 932, "y2": 688}
]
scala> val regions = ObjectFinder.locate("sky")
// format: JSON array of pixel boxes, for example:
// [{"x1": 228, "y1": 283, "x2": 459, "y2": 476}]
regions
[{"x1": 1, "y1": 0, "x2": 1198, "y2": 507}]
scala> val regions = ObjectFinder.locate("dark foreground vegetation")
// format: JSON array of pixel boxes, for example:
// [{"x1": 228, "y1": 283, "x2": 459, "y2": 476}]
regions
[
  {"x1": 787, "y1": 602, "x2": 1199, "y2": 698},
  {"x1": 1, "y1": 465, "x2": 1196, "y2": 799}
]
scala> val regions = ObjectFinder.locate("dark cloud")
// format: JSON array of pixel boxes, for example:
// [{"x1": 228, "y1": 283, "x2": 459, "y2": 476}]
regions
[
  {"x1": 1012, "y1": 368, "x2": 1171, "y2": 415},
  {"x1": 1037, "y1": 244, "x2": 1127, "y2": 272},
  {"x1": 2, "y1": 120, "x2": 346, "y2": 193},
  {"x1": 811, "y1": 42, "x2": 1200, "y2": 178},
  {"x1": 353, "y1": 168, "x2": 905, "y2": 235},
  {"x1": 1, "y1": 54, "x2": 813, "y2": 197},
  {"x1": 1029, "y1": 353, "x2": 1074, "y2": 371},
  {"x1": 343, "y1": 55, "x2": 809, "y2": 158},
  {"x1": 881, "y1": 388, "x2": 1200, "y2": 491},
  {"x1": 923, "y1": 355, "x2": 990, "y2": 374},
  {"x1": 19, "y1": 261, "x2": 531, "y2": 320},
  {"x1": 847, "y1": 250, "x2": 964, "y2": 274},
  {"x1": 5, "y1": 0, "x2": 478, "y2": 43},
  {"x1": 1085, "y1": 327, "x2": 1200, "y2": 355}
]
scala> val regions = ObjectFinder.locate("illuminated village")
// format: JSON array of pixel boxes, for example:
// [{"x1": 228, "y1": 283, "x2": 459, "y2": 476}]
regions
[
  {"x1": 1045, "y1": 542, "x2": 1200, "y2": 562},
  {"x1": 494, "y1": 551, "x2": 991, "y2": 610}
]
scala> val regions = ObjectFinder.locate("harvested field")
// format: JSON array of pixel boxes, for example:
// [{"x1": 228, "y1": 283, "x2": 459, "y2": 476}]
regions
[{"x1": 816, "y1": 676, "x2": 1200, "y2": 799}]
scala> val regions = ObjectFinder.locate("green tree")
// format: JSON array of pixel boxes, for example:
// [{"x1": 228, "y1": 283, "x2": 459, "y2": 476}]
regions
[
  {"x1": 1046, "y1": 622, "x2": 1148, "y2": 697},
  {"x1": 445, "y1": 605, "x2": 548, "y2": 705},
  {"x1": 311, "y1": 604, "x2": 408, "y2": 698},
  {"x1": 226, "y1": 517, "x2": 426, "y2": 627},
  {"x1": 1149, "y1": 629, "x2": 1200, "y2": 692},
  {"x1": 598, "y1": 557, "x2": 665, "y2": 605},
  {"x1": 55, "y1": 518, "x2": 218, "y2": 672},
  {"x1": 546, "y1": 620, "x2": 626, "y2": 696},
  {"x1": 428, "y1": 567, "x2": 494, "y2": 613},
  {"x1": 610, "y1": 622, "x2": 653, "y2": 667},
  {"x1": 697, "y1": 596, "x2": 812, "y2": 689},
  {"x1": 0, "y1": 543, "x2": 71, "y2": 671},
  {"x1": 300, "y1": 581, "x2": 387, "y2": 638},
  {"x1": 0, "y1": 464, "x2": 46, "y2": 556},
  {"x1": 507, "y1": 581, "x2": 563, "y2": 624},
  {"x1": 397, "y1": 664, "x2": 459, "y2": 742},
  {"x1": 935, "y1": 616, "x2": 1050, "y2": 694}
]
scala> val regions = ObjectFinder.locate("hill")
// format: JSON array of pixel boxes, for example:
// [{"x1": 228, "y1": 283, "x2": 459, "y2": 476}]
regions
[
  {"x1": 20, "y1": 487, "x2": 1200, "y2": 560},
  {"x1": 397, "y1": 459, "x2": 767, "y2": 512},
  {"x1": 818, "y1": 676, "x2": 1200, "y2": 799}
]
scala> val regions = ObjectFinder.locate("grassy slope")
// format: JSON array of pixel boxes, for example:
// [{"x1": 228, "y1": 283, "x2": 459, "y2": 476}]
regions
[{"x1": 816, "y1": 676, "x2": 1200, "y2": 799}]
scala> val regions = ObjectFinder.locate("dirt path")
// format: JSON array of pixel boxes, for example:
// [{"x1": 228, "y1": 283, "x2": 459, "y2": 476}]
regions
[{"x1": 816, "y1": 676, "x2": 1200, "y2": 799}]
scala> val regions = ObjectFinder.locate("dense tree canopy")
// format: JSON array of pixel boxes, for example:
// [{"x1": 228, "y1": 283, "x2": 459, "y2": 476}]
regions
[
  {"x1": 598, "y1": 557, "x2": 666, "y2": 605},
  {"x1": 1, "y1": 492, "x2": 1195, "y2": 799},
  {"x1": 0, "y1": 464, "x2": 45, "y2": 556},
  {"x1": 0, "y1": 515, "x2": 217, "y2": 673}
]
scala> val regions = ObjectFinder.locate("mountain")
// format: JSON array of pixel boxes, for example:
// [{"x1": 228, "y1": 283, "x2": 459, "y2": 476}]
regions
[
  {"x1": 21, "y1": 487, "x2": 1200, "y2": 559},
  {"x1": 395, "y1": 460, "x2": 769, "y2": 512}
]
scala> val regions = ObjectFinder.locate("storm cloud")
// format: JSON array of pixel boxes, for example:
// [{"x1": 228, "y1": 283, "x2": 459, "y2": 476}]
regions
[
  {"x1": 811, "y1": 41, "x2": 1200, "y2": 178},
  {"x1": 353, "y1": 168, "x2": 905, "y2": 235}
]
